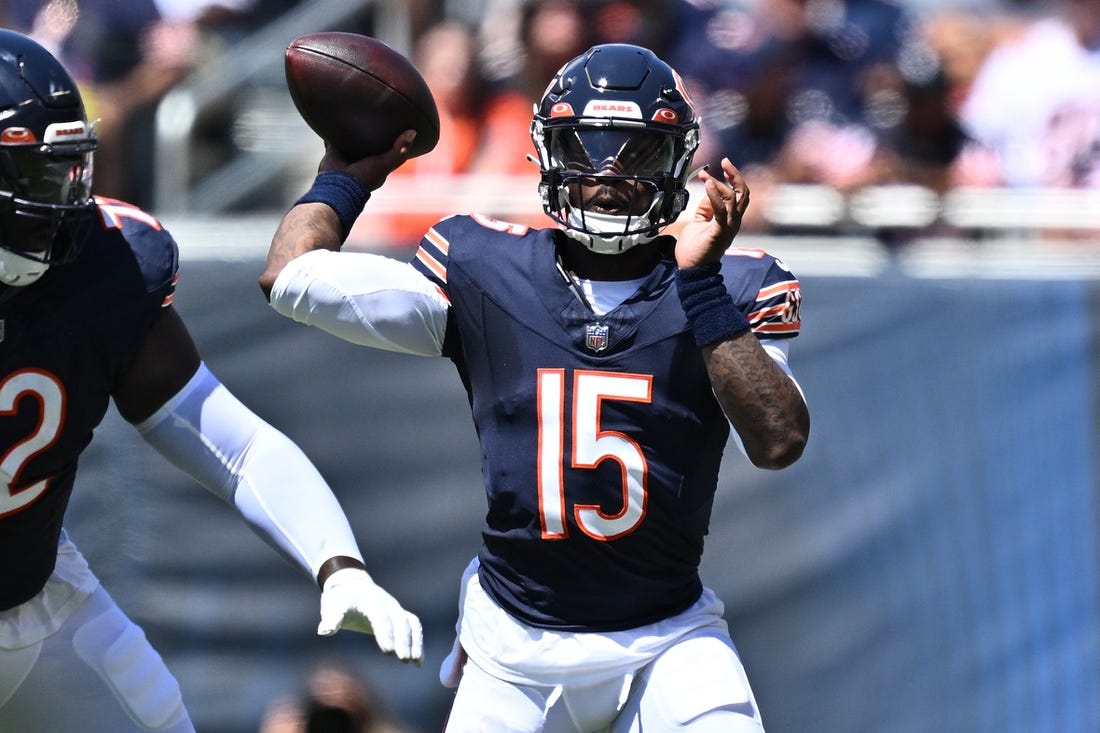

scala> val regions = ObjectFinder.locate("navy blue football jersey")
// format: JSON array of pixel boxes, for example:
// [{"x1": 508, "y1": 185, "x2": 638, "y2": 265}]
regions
[
  {"x1": 0, "y1": 198, "x2": 178, "y2": 609},
  {"x1": 413, "y1": 214, "x2": 801, "y2": 631}
]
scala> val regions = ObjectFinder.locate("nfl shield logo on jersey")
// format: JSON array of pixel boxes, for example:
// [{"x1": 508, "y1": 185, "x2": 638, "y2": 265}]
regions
[{"x1": 585, "y1": 323, "x2": 609, "y2": 352}]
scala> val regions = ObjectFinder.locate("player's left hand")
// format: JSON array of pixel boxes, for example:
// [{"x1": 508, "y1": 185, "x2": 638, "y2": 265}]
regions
[
  {"x1": 675, "y1": 157, "x2": 750, "y2": 269},
  {"x1": 317, "y1": 568, "x2": 423, "y2": 664}
]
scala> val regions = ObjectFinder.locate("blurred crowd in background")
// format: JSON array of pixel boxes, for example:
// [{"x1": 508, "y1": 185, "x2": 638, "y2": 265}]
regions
[
  {"x1": 4, "y1": 0, "x2": 1099, "y2": 240},
  {"x1": 0, "y1": 0, "x2": 300, "y2": 204}
]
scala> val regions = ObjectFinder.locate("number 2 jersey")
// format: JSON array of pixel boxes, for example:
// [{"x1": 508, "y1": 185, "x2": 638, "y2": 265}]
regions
[
  {"x1": 0, "y1": 198, "x2": 177, "y2": 610},
  {"x1": 412, "y1": 215, "x2": 801, "y2": 632}
]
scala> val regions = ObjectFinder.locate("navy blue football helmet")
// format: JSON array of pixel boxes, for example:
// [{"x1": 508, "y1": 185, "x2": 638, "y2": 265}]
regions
[
  {"x1": 531, "y1": 44, "x2": 700, "y2": 254},
  {"x1": 0, "y1": 29, "x2": 96, "y2": 286}
]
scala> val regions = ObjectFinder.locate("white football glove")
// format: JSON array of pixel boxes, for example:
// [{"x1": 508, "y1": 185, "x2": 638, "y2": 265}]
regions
[{"x1": 317, "y1": 568, "x2": 423, "y2": 664}]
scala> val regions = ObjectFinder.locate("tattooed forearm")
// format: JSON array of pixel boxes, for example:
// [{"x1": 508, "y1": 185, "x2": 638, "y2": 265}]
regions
[
  {"x1": 259, "y1": 203, "x2": 343, "y2": 299},
  {"x1": 702, "y1": 333, "x2": 809, "y2": 469}
]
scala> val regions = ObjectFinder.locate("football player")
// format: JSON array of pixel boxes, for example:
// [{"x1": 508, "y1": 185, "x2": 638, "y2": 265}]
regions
[
  {"x1": 0, "y1": 29, "x2": 421, "y2": 733},
  {"x1": 261, "y1": 44, "x2": 809, "y2": 732}
]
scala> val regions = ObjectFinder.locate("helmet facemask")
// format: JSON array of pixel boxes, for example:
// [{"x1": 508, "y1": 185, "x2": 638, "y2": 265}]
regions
[
  {"x1": 535, "y1": 123, "x2": 697, "y2": 253},
  {"x1": 0, "y1": 122, "x2": 97, "y2": 286}
]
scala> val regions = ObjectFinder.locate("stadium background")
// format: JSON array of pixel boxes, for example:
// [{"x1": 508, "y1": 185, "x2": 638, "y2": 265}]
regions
[{"x1": 32, "y1": 0, "x2": 1100, "y2": 730}]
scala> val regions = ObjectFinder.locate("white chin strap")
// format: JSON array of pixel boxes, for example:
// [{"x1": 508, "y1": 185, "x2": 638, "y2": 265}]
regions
[
  {"x1": 0, "y1": 250, "x2": 49, "y2": 286},
  {"x1": 563, "y1": 201, "x2": 663, "y2": 255},
  {"x1": 562, "y1": 224, "x2": 657, "y2": 254}
]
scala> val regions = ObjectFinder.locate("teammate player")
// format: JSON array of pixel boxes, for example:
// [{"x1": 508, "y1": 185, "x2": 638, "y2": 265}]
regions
[
  {"x1": 0, "y1": 29, "x2": 421, "y2": 732},
  {"x1": 260, "y1": 44, "x2": 809, "y2": 732}
]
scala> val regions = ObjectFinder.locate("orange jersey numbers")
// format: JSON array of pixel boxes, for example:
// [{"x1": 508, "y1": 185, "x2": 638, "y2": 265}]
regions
[
  {"x1": 537, "y1": 368, "x2": 652, "y2": 541},
  {"x1": 0, "y1": 370, "x2": 65, "y2": 517}
]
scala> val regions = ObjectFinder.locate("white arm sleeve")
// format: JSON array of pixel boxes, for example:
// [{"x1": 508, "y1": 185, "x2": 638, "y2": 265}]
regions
[
  {"x1": 134, "y1": 363, "x2": 363, "y2": 581},
  {"x1": 268, "y1": 249, "x2": 450, "y2": 356}
]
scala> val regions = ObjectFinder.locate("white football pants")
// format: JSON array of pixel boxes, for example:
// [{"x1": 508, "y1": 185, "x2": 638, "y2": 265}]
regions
[
  {"x1": 444, "y1": 628, "x2": 765, "y2": 733},
  {"x1": 0, "y1": 565, "x2": 194, "y2": 732}
]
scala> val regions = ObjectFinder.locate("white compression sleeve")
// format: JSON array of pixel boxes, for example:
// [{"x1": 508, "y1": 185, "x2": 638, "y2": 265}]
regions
[
  {"x1": 269, "y1": 249, "x2": 450, "y2": 356},
  {"x1": 134, "y1": 363, "x2": 363, "y2": 581}
]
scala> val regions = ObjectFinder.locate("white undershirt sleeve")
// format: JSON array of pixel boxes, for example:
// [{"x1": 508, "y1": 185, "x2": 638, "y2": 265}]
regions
[
  {"x1": 268, "y1": 249, "x2": 450, "y2": 356},
  {"x1": 134, "y1": 363, "x2": 364, "y2": 581}
]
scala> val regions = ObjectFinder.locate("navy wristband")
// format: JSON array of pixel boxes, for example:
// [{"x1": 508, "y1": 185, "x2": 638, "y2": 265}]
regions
[
  {"x1": 676, "y1": 263, "x2": 751, "y2": 348},
  {"x1": 295, "y1": 171, "x2": 370, "y2": 240}
]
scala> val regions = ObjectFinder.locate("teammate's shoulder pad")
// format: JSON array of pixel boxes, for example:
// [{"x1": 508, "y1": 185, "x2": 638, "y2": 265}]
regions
[{"x1": 95, "y1": 197, "x2": 179, "y2": 293}]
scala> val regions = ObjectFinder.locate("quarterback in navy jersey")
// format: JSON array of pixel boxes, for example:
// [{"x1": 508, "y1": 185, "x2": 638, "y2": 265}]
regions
[
  {"x1": 0, "y1": 29, "x2": 420, "y2": 733},
  {"x1": 262, "y1": 44, "x2": 809, "y2": 733}
]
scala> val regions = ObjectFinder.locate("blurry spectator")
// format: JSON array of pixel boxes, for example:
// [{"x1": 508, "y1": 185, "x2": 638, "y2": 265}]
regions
[
  {"x1": 15, "y1": 0, "x2": 301, "y2": 208},
  {"x1": 772, "y1": 22, "x2": 978, "y2": 195},
  {"x1": 666, "y1": 0, "x2": 986, "y2": 232},
  {"x1": 958, "y1": 0, "x2": 1100, "y2": 188},
  {"x1": 155, "y1": 0, "x2": 259, "y2": 24},
  {"x1": 82, "y1": 14, "x2": 203, "y2": 206},
  {"x1": 685, "y1": 0, "x2": 922, "y2": 172},
  {"x1": 872, "y1": 53, "x2": 973, "y2": 192},
  {"x1": 258, "y1": 660, "x2": 419, "y2": 733},
  {"x1": 13, "y1": 0, "x2": 166, "y2": 203},
  {"x1": 353, "y1": 19, "x2": 537, "y2": 246},
  {"x1": 500, "y1": 0, "x2": 677, "y2": 99},
  {"x1": 472, "y1": 0, "x2": 683, "y2": 156},
  {"x1": 399, "y1": 20, "x2": 532, "y2": 177},
  {"x1": 155, "y1": 1, "x2": 308, "y2": 43},
  {"x1": 587, "y1": 0, "x2": 676, "y2": 52},
  {"x1": 472, "y1": 0, "x2": 685, "y2": 113},
  {"x1": 911, "y1": 6, "x2": 1023, "y2": 190},
  {"x1": 515, "y1": 0, "x2": 593, "y2": 101},
  {"x1": 921, "y1": 7, "x2": 1020, "y2": 114}
]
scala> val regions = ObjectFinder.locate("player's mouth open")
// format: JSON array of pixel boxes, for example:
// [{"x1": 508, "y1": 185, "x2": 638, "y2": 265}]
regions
[{"x1": 586, "y1": 190, "x2": 631, "y2": 214}]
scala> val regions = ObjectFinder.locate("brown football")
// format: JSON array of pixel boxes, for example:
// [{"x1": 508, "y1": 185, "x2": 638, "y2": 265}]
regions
[{"x1": 284, "y1": 32, "x2": 439, "y2": 159}]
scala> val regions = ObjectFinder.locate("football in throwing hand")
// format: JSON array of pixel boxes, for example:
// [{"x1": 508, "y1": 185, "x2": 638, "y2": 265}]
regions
[{"x1": 285, "y1": 32, "x2": 440, "y2": 159}]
